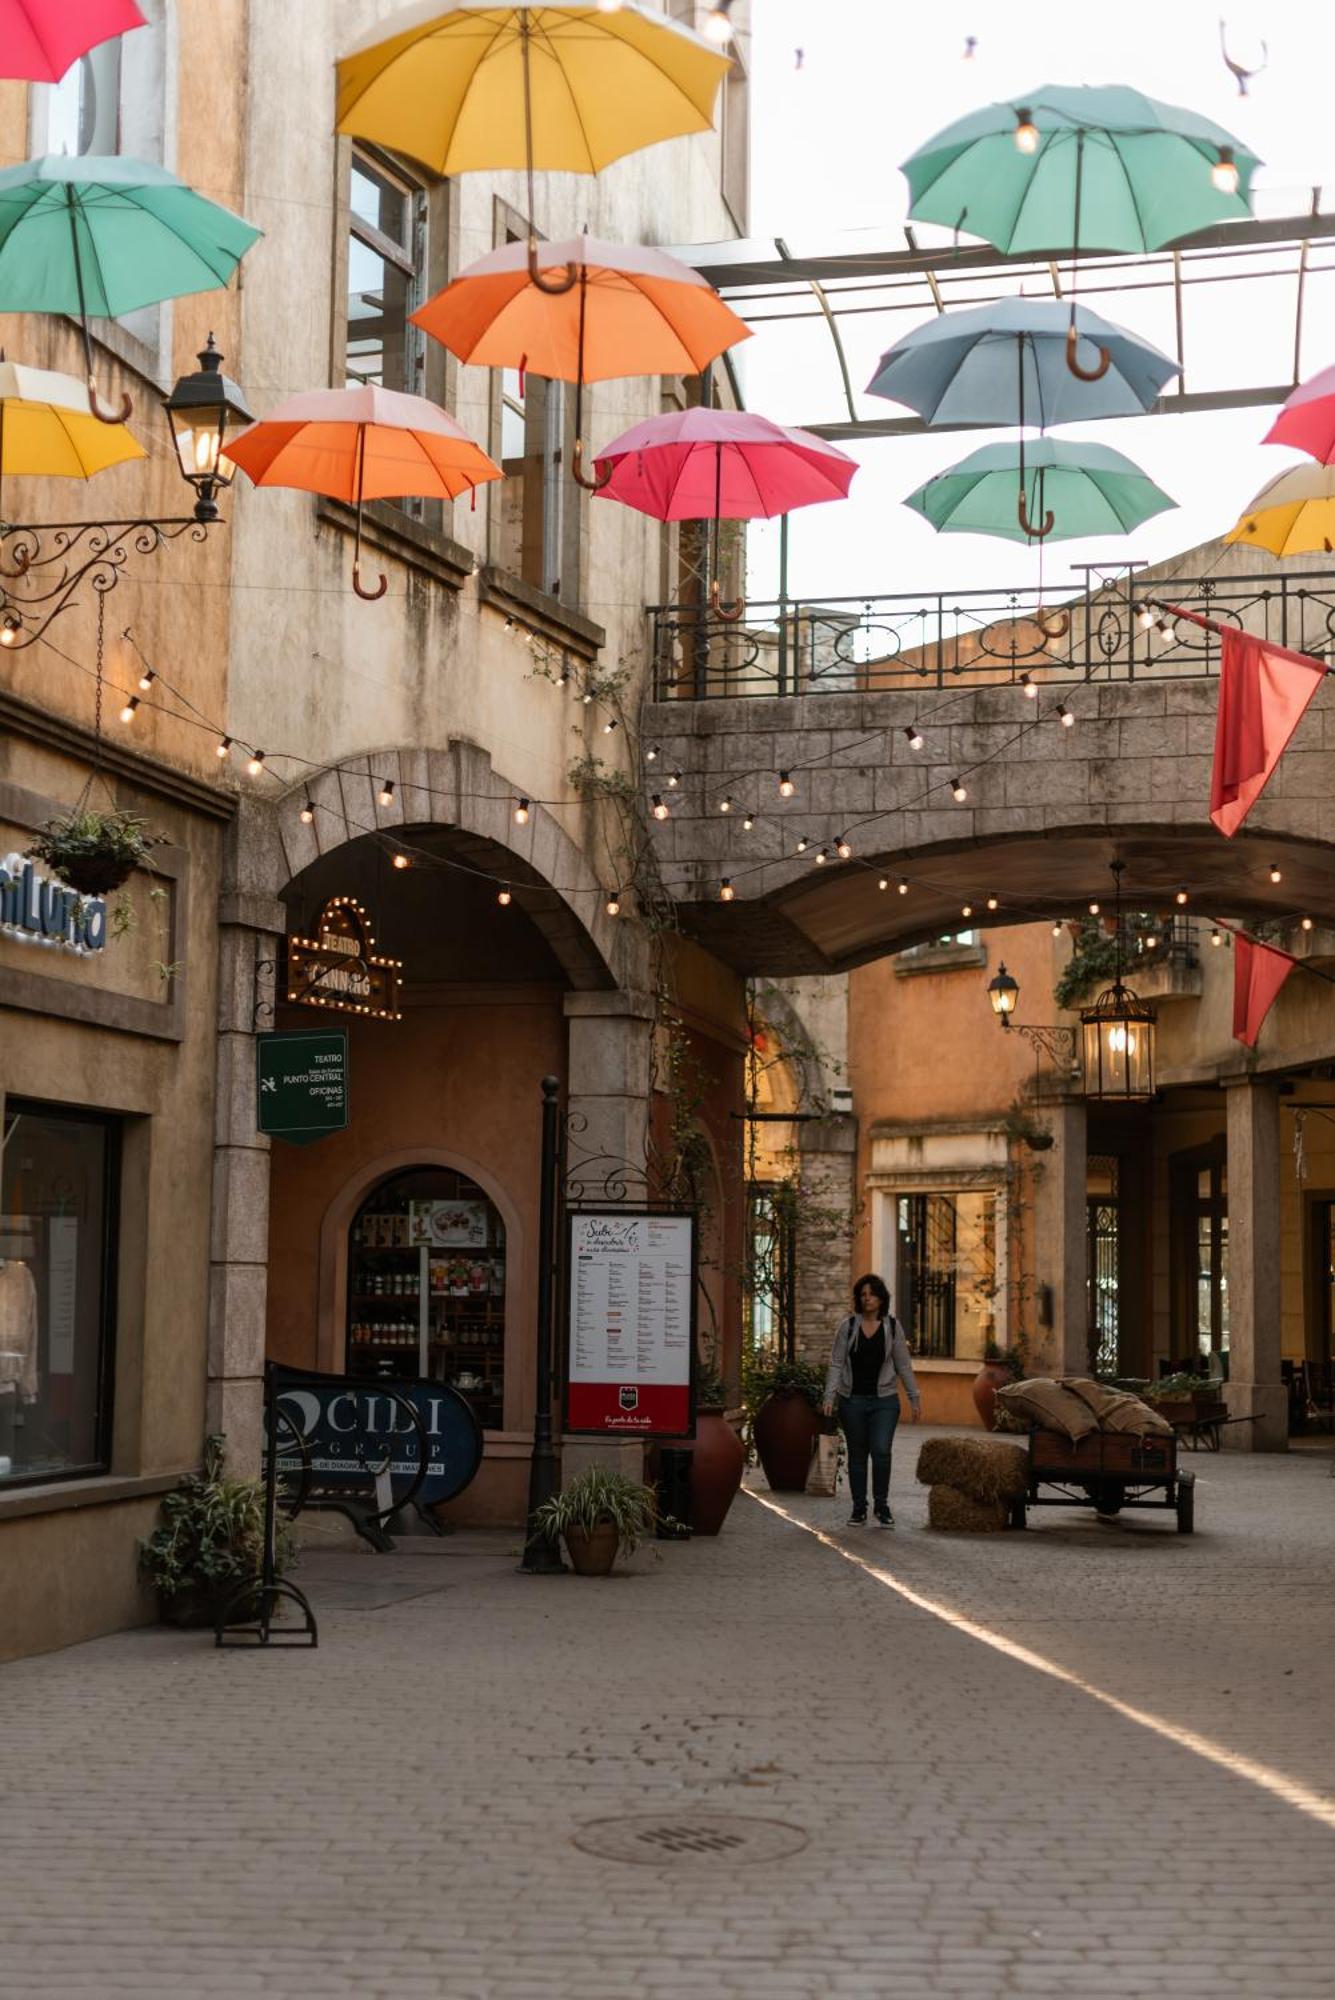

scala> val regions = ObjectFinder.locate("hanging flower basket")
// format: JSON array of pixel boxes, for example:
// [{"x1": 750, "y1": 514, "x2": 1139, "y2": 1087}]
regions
[{"x1": 28, "y1": 807, "x2": 164, "y2": 896}]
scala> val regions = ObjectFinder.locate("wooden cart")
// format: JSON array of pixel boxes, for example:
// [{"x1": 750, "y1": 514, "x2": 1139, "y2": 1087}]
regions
[{"x1": 1012, "y1": 1427, "x2": 1195, "y2": 1533}]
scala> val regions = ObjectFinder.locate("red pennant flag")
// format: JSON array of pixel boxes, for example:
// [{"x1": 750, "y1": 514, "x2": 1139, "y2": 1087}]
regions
[
  {"x1": 1232, "y1": 934, "x2": 1297, "y2": 1047},
  {"x1": 1210, "y1": 627, "x2": 1325, "y2": 836}
]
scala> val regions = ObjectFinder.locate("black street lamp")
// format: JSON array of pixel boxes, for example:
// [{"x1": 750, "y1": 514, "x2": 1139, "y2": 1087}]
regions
[
  {"x1": 164, "y1": 334, "x2": 253, "y2": 523},
  {"x1": 987, "y1": 962, "x2": 1078, "y2": 1073}
]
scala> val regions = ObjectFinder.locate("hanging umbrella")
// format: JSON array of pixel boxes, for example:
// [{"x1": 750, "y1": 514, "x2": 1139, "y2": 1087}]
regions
[
  {"x1": 0, "y1": 155, "x2": 261, "y2": 422},
  {"x1": 592, "y1": 407, "x2": 857, "y2": 617},
  {"x1": 0, "y1": 0, "x2": 143, "y2": 83},
  {"x1": 412, "y1": 233, "x2": 750, "y2": 488},
  {"x1": 867, "y1": 299, "x2": 1180, "y2": 427},
  {"x1": 902, "y1": 86, "x2": 1258, "y2": 379},
  {"x1": 904, "y1": 437, "x2": 1175, "y2": 544},
  {"x1": 1261, "y1": 365, "x2": 1335, "y2": 464},
  {"x1": 336, "y1": 4, "x2": 729, "y2": 292},
  {"x1": 0, "y1": 361, "x2": 144, "y2": 492},
  {"x1": 225, "y1": 385, "x2": 501, "y2": 600},
  {"x1": 1224, "y1": 463, "x2": 1335, "y2": 557}
]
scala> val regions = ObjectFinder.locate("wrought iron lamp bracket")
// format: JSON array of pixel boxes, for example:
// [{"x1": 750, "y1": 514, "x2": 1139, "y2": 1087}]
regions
[
  {"x1": 1006, "y1": 1021, "x2": 1080, "y2": 1073},
  {"x1": 0, "y1": 517, "x2": 210, "y2": 653}
]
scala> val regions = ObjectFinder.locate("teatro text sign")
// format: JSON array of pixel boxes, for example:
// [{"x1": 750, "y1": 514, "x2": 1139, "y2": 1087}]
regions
[
  {"x1": 286, "y1": 895, "x2": 402, "y2": 1021},
  {"x1": 257, "y1": 1029, "x2": 349, "y2": 1145}
]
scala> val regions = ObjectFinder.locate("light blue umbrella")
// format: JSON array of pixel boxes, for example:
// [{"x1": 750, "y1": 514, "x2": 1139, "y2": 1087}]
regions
[{"x1": 867, "y1": 299, "x2": 1179, "y2": 428}]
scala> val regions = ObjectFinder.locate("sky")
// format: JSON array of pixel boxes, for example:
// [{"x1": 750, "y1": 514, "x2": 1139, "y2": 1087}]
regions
[{"x1": 735, "y1": 0, "x2": 1335, "y2": 604}]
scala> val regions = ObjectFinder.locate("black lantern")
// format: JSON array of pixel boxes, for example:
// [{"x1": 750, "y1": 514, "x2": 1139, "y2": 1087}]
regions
[
  {"x1": 987, "y1": 962, "x2": 1020, "y2": 1022},
  {"x1": 1079, "y1": 862, "x2": 1157, "y2": 1101},
  {"x1": 164, "y1": 334, "x2": 253, "y2": 523}
]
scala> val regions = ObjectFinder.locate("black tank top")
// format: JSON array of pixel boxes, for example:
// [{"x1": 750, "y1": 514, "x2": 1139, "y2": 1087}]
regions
[{"x1": 849, "y1": 1322, "x2": 886, "y2": 1395}]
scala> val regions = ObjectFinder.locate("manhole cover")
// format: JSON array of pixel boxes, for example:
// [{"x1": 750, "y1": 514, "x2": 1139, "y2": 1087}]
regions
[{"x1": 572, "y1": 1814, "x2": 807, "y2": 1866}]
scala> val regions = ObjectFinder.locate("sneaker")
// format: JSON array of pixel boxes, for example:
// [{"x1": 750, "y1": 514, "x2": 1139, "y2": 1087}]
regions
[
  {"x1": 848, "y1": 1506, "x2": 867, "y2": 1525},
  {"x1": 875, "y1": 1507, "x2": 895, "y2": 1529}
]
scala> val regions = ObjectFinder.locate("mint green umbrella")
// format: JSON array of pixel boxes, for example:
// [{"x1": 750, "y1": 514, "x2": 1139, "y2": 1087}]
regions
[
  {"x1": 0, "y1": 154, "x2": 261, "y2": 420},
  {"x1": 904, "y1": 438, "x2": 1176, "y2": 545}
]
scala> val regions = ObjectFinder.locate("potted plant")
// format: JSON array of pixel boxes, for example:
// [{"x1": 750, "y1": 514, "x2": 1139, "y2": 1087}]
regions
[
  {"x1": 138, "y1": 1435, "x2": 296, "y2": 1627},
  {"x1": 1003, "y1": 1099, "x2": 1054, "y2": 1151},
  {"x1": 747, "y1": 1357, "x2": 826, "y2": 1493},
  {"x1": 687, "y1": 1362, "x2": 745, "y2": 1536},
  {"x1": 532, "y1": 1465, "x2": 661, "y2": 1575},
  {"x1": 28, "y1": 805, "x2": 164, "y2": 896},
  {"x1": 972, "y1": 1339, "x2": 1026, "y2": 1430}
]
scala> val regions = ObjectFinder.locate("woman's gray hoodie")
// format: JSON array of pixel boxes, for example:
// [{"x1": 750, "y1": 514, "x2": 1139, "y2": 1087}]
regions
[{"x1": 824, "y1": 1314, "x2": 921, "y2": 1407}]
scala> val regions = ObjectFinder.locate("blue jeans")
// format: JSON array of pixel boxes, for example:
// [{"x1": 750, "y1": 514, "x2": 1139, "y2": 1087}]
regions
[{"x1": 839, "y1": 1393, "x2": 900, "y2": 1510}]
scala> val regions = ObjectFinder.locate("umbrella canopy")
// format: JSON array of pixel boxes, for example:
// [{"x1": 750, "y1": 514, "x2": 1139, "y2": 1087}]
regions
[
  {"x1": 413, "y1": 235, "x2": 750, "y2": 383},
  {"x1": 905, "y1": 437, "x2": 1176, "y2": 544},
  {"x1": 226, "y1": 385, "x2": 500, "y2": 599},
  {"x1": 592, "y1": 408, "x2": 857, "y2": 521},
  {"x1": 1261, "y1": 366, "x2": 1335, "y2": 465},
  {"x1": 1225, "y1": 463, "x2": 1335, "y2": 556},
  {"x1": 866, "y1": 298, "x2": 1179, "y2": 427},
  {"x1": 336, "y1": 3, "x2": 729, "y2": 178},
  {"x1": 0, "y1": 360, "x2": 144, "y2": 479},
  {"x1": 902, "y1": 85, "x2": 1258, "y2": 255},
  {"x1": 0, "y1": 0, "x2": 143, "y2": 84}
]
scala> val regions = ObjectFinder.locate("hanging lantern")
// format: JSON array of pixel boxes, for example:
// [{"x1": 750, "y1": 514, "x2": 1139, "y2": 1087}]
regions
[
  {"x1": 987, "y1": 962, "x2": 1019, "y2": 1022},
  {"x1": 1080, "y1": 979, "x2": 1156, "y2": 1100}
]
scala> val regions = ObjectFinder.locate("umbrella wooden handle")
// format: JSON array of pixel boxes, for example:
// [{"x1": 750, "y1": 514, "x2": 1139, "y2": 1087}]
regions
[
  {"x1": 1065, "y1": 323, "x2": 1110, "y2": 382},
  {"x1": 88, "y1": 375, "x2": 133, "y2": 425},
  {"x1": 710, "y1": 577, "x2": 746, "y2": 623},
  {"x1": 528, "y1": 238, "x2": 578, "y2": 296},
  {"x1": 1017, "y1": 490, "x2": 1054, "y2": 541},
  {"x1": 1035, "y1": 604, "x2": 1070, "y2": 642},
  {"x1": 353, "y1": 560, "x2": 388, "y2": 601},
  {"x1": 572, "y1": 439, "x2": 611, "y2": 492}
]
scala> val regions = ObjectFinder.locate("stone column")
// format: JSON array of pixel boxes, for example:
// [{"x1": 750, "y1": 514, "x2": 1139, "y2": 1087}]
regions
[
  {"x1": 795, "y1": 1111, "x2": 857, "y2": 1365},
  {"x1": 1030, "y1": 1096, "x2": 1088, "y2": 1375},
  {"x1": 560, "y1": 990, "x2": 656, "y2": 1483},
  {"x1": 1223, "y1": 1077, "x2": 1287, "y2": 1451},
  {"x1": 207, "y1": 801, "x2": 286, "y2": 1475}
]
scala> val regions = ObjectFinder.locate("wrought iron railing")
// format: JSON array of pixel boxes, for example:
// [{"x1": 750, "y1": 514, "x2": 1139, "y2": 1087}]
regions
[{"x1": 648, "y1": 568, "x2": 1335, "y2": 701}]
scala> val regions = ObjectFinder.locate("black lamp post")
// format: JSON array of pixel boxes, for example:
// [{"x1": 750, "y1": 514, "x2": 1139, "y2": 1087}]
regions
[{"x1": 164, "y1": 333, "x2": 253, "y2": 523}]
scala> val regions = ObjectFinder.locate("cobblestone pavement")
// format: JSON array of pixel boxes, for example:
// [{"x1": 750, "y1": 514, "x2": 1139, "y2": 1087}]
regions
[{"x1": 5, "y1": 1431, "x2": 1335, "y2": 1999}]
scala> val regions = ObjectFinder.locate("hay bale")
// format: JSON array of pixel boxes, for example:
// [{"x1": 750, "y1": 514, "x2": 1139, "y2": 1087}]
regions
[
  {"x1": 915, "y1": 1436, "x2": 1029, "y2": 1502},
  {"x1": 928, "y1": 1485, "x2": 1008, "y2": 1533}
]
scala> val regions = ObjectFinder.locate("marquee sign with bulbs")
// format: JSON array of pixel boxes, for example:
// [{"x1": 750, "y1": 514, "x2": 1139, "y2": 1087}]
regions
[{"x1": 286, "y1": 895, "x2": 403, "y2": 1021}]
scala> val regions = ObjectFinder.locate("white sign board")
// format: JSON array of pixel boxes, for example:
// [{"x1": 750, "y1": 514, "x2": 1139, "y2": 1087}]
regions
[{"x1": 565, "y1": 1210, "x2": 694, "y2": 1435}]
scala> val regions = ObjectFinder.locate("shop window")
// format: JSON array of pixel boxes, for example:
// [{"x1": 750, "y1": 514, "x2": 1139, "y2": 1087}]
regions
[
  {"x1": 0, "y1": 1101, "x2": 119, "y2": 1488},
  {"x1": 896, "y1": 1190, "x2": 996, "y2": 1360},
  {"x1": 347, "y1": 1167, "x2": 506, "y2": 1429},
  {"x1": 347, "y1": 150, "x2": 427, "y2": 399}
]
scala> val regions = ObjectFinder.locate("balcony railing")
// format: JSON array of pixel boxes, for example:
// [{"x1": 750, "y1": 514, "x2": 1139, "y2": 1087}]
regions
[{"x1": 648, "y1": 568, "x2": 1335, "y2": 701}]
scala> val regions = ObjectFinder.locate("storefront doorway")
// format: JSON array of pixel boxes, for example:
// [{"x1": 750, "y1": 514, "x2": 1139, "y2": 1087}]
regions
[{"x1": 348, "y1": 1166, "x2": 507, "y2": 1433}]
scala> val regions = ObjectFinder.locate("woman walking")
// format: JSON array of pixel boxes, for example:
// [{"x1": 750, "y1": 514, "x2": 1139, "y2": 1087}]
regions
[{"x1": 822, "y1": 1274, "x2": 921, "y2": 1527}]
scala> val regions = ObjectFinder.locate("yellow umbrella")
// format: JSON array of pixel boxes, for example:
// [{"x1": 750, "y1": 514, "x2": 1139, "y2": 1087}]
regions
[
  {"x1": 0, "y1": 360, "x2": 144, "y2": 485},
  {"x1": 1226, "y1": 462, "x2": 1335, "y2": 556},
  {"x1": 336, "y1": 3, "x2": 730, "y2": 290}
]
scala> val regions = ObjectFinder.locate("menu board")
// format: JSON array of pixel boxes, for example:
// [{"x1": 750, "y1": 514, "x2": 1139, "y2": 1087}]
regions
[{"x1": 565, "y1": 1210, "x2": 694, "y2": 1436}]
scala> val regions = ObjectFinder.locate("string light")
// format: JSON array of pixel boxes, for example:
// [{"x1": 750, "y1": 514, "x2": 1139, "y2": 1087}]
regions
[
  {"x1": 651, "y1": 795, "x2": 669, "y2": 821},
  {"x1": 951, "y1": 777, "x2": 968, "y2": 801},
  {"x1": 897, "y1": 878, "x2": 908, "y2": 895},
  {"x1": 719, "y1": 877, "x2": 735, "y2": 901},
  {"x1": 247, "y1": 749, "x2": 266, "y2": 775},
  {"x1": 778, "y1": 770, "x2": 795, "y2": 797},
  {"x1": 606, "y1": 892, "x2": 621, "y2": 916},
  {"x1": 1269, "y1": 863, "x2": 1283, "y2": 884},
  {"x1": 1175, "y1": 888, "x2": 1189, "y2": 906},
  {"x1": 0, "y1": 610, "x2": 20, "y2": 646},
  {"x1": 1136, "y1": 603, "x2": 1156, "y2": 631},
  {"x1": 393, "y1": 852, "x2": 411, "y2": 870},
  {"x1": 497, "y1": 888, "x2": 512, "y2": 906},
  {"x1": 602, "y1": 717, "x2": 618, "y2": 733},
  {"x1": 1211, "y1": 145, "x2": 1240, "y2": 195},
  {"x1": 1052, "y1": 921, "x2": 1063, "y2": 938},
  {"x1": 1013, "y1": 107, "x2": 1040, "y2": 153},
  {"x1": 215, "y1": 734, "x2": 232, "y2": 759},
  {"x1": 300, "y1": 799, "x2": 315, "y2": 824},
  {"x1": 796, "y1": 836, "x2": 809, "y2": 854},
  {"x1": 878, "y1": 878, "x2": 889, "y2": 891},
  {"x1": 703, "y1": 0, "x2": 734, "y2": 43},
  {"x1": 836, "y1": 836, "x2": 852, "y2": 859},
  {"x1": 1020, "y1": 673, "x2": 1037, "y2": 699},
  {"x1": 1057, "y1": 704, "x2": 1074, "y2": 728},
  {"x1": 119, "y1": 695, "x2": 139, "y2": 723},
  {"x1": 137, "y1": 665, "x2": 156, "y2": 691},
  {"x1": 961, "y1": 903, "x2": 973, "y2": 918},
  {"x1": 986, "y1": 895, "x2": 999, "y2": 911},
  {"x1": 1211, "y1": 926, "x2": 1223, "y2": 946},
  {"x1": 378, "y1": 778, "x2": 395, "y2": 805},
  {"x1": 1302, "y1": 916, "x2": 1314, "y2": 932},
  {"x1": 646, "y1": 745, "x2": 660, "y2": 762},
  {"x1": 815, "y1": 848, "x2": 828, "y2": 865},
  {"x1": 742, "y1": 812, "x2": 754, "y2": 831},
  {"x1": 719, "y1": 797, "x2": 733, "y2": 814},
  {"x1": 667, "y1": 769, "x2": 682, "y2": 788},
  {"x1": 514, "y1": 798, "x2": 530, "y2": 825},
  {"x1": 905, "y1": 725, "x2": 924, "y2": 749},
  {"x1": 1089, "y1": 900, "x2": 1100, "y2": 916},
  {"x1": 581, "y1": 689, "x2": 594, "y2": 706}
]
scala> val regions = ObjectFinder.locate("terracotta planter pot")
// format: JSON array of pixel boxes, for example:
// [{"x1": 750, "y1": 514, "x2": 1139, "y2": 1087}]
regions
[
  {"x1": 754, "y1": 1389, "x2": 820, "y2": 1493},
  {"x1": 688, "y1": 1409, "x2": 745, "y2": 1535},
  {"x1": 972, "y1": 1361, "x2": 1014, "y2": 1432},
  {"x1": 563, "y1": 1522, "x2": 620, "y2": 1576}
]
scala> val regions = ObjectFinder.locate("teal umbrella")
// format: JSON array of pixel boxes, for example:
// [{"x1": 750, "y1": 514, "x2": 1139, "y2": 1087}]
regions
[
  {"x1": 0, "y1": 155, "x2": 261, "y2": 421},
  {"x1": 902, "y1": 85, "x2": 1258, "y2": 379},
  {"x1": 904, "y1": 438, "x2": 1176, "y2": 545}
]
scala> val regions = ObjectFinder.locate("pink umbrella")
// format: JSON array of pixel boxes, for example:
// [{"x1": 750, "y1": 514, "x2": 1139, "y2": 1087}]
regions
[
  {"x1": 1262, "y1": 364, "x2": 1335, "y2": 464},
  {"x1": 0, "y1": 0, "x2": 144, "y2": 82},
  {"x1": 593, "y1": 408, "x2": 857, "y2": 617}
]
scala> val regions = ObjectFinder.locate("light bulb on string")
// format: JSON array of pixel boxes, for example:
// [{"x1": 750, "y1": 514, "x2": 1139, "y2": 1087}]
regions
[
  {"x1": 216, "y1": 734, "x2": 232, "y2": 759},
  {"x1": 393, "y1": 852, "x2": 411, "y2": 870},
  {"x1": 0, "y1": 609, "x2": 20, "y2": 646},
  {"x1": 1013, "y1": 107, "x2": 1039, "y2": 153},
  {"x1": 119, "y1": 695, "x2": 139, "y2": 723},
  {"x1": 1089, "y1": 900, "x2": 1100, "y2": 916},
  {"x1": 300, "y1": 799, "x2": 315, "y2": 825},
  {"x1": 378, "y1": 778, "x2": 395, "y2": 806},
  {"x1": 815, "y1": 849, "x2": 828, "y2": 866},
  {"x1": 703, "y1": 0, "x2": 734, "y2": 44},
  {"x1": 742, "y1": 813, "x2": 754, "y2": 831},
  {"x1": 666, "y1": 769, "x2": 681, "y2": 789},
  {"x1": 602, "y1": 717, "x2": 618, "y2": 734},
  {"x1": 1052, "y1": 921, "x2": 1063, "y2": 938},
  {"x1": 1211, "y1": 926, "x2": 1223, "y2": 946},
  {"x1": 651, "y1": 795, "x2": 669, "y2": 821},
  {"x1": 497, "y1": 888, "x2": 512, "y2": 906},
  {"x1": 514, "y1": 798, "x2": 530, "y2": 825},
  {"x1": 719, "y1": 797, "x2": 733, "y2": 814},
  {"x1": 246, "y1": 749, "x2": 266, "y2": 776},
  {"x1": 897, "y1": 879, "x2": 908, "y2": 895},
  {"x1": 1057, "y1": 704, "x2": 1074, "y2": 728},
  {"x1": 1136, "y1": 603, "x2": 1156, "y2": 632},
  {"x1": 961, "y1": 903, "x2": 973, "y2": 919},
  {"x1": 778, "y1": 770, "x2": 795, "y2": 798},
  {"x1": 137, "y1": 666, "x2": 155, "y2": 691},
  {"x1": 1175, "y1": 888, "x2": 1189, "y2": 906},
  {"x1": 986, "y1": 895, "x2": 999, "y2": 912},
  {"x1": 836, "y1": 836, "x2": 852, "y2": 859},
  {"x1": 905, "y1": 725, "x2": 924, "y2": 750},
  {"x1": 1021, "y1": 673, "x2": 1037, "y2": 699},
  {"x1": 878, "y1": 878, "x2": 889, "y2": 892},
  {"x1": 1269, "y1": 863, "x2": 1283, "y2": 884},
  {"x1": 796, "y1": 836, "x2": 809, "y2": 854},
  {"x1": 606, "y1": 892, "x2": 621, "y2": 916},
  {"x1": 1302, "y1": 916, "x2": 1314, "y2": 932},
  {"x1": 645, "y1": 745, "x2": 660, "y2": 763},
  {"x1": 719, "y1": 877, "x2": 735, "y2": 902},
  {"x1": 1211, "y1": 146, "x2": 1240, "y2": 195},
  {"x1": 951, "y1": 778, "x2": 968, "y2": 802}
]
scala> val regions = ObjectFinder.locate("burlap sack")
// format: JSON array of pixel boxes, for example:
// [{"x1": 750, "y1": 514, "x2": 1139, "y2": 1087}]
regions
[
  {"x1": 994, "y1": 1378, "x2": 1099, "y2": 1441},
  {"x1": 1061, "y1": 1377, "x2": 1174, "y2": 1436}
]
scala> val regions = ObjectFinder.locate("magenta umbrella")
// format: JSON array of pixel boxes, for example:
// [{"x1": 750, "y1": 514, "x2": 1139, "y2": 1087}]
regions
[
  {"x1": 593, "y1": 408, "x2": 857, "y2": 617},
  {"x1": 1262, "y1": 364, "x2": 1335, "y2": 465},
  {"x1": 0, "y1": 0, "x2": 144, "y2": 82}
]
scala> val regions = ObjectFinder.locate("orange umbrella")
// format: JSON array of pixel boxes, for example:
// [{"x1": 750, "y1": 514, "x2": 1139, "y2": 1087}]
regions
[
  {"x1": 226, "y1": 384, "x2": 499, "y2": 598},
  {"x1": 412, "y1": 234, "x2": 750, "y2": 488}
]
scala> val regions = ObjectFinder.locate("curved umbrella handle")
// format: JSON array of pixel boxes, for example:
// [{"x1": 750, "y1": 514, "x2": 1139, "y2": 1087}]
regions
[
  {"x1": 88, "y1": 375, "x2": 133, "y2": 426},
  {"x1": 528, "y1": 236, "x2": 578, "y2": 296},
  {"x1": 710, "y1": 577, "x2": 746, "y2": 624},
  {"x1": 1035, "y1": 604, "x2": 1070, "y2": 642},
  {"x1": 572, "y1": 439, "x2": 611, "y2": 492},
  {"x1": 1065, "y1": 322, "x2": 1110, "y2": 382},
  {"x1": 1017, "y1": 488, "x2": 1054, "y2": 541},
  {"x1": 353, "y1": 560, "x2": 388, "y2": 601}
]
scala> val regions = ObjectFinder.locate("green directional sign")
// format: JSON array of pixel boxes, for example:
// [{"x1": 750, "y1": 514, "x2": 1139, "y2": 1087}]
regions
[{"x1": 257, "y1": 1030, "x2": 349, "y2": 1146}]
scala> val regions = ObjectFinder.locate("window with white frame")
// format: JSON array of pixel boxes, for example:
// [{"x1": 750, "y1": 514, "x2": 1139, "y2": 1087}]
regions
[
  {"x1": 346, "y1": 151, "x2": 427, "y2": 398},
  {"x1": 493, "y1": 232, "x2": 566, "y2": 598}
]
